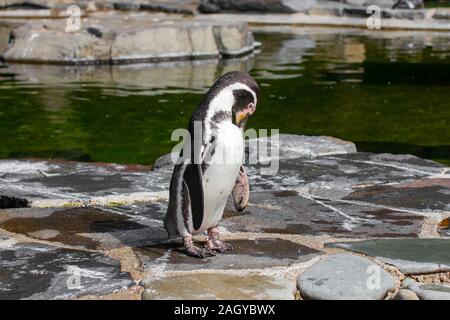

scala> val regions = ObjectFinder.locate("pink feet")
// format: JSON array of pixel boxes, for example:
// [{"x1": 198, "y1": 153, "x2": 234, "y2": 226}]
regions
[
  {"x1": 183, "y1": 235, "x2": 215, "y2": 258},
  {"x1": 182, "y1": 226, "x2": 233, "y2": 258},
  {"x1": 204, "y1": 226, "x2": 234, "y2": 253}
]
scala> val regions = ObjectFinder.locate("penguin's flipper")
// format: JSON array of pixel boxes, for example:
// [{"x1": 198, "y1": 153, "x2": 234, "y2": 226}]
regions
[
  {"x1": 232, "y1": 165, "x2": 249, "y2": 212},
  {"x1": 183, "y1": 163, "x2": 204, "y2": 231}
]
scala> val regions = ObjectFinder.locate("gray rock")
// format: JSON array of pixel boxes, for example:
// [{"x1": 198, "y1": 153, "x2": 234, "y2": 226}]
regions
[
  {"x1": 4, "y1": 19, "x2": 257, "y2": 64},
  {"x1": 142, "y1": 273, "x2": 296, "y2": 300},
  {"x1": 328, "y1": 239, "x2": 450, "y2": 274},
  {"x1": 0, "y1": 202, "x2": 168, "y2": 250},
  {"x1": 0, "y1": 159, "x2": 169, "y2": 206},
  {"x1": 222, "y1": 190, "x2": 424, "y2": 238},
  {"x1": 394, "y1": 289, "x2": 420, "y2": 300},
  {"x1": 298, "y1": 253, "x2": 395, "y2": 300},
  {"x1": 198, "y1": 2, "x2": 221, "y2": 13},
  {"x1": 135, "y1": 237, "x2": 322, "y2": 271},
  {"x1": 403, "y1": 278, "x2": 450, "y2": 300},
  {"x1": 433, "y1": 10, "x2": 450, "y2": 20},
  {"x1": 0, "y1": 237, "x2": 133, "y2": 299}
]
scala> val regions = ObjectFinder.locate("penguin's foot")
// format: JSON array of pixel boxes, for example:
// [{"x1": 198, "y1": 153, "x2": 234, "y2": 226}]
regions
[
  {"x1": 183, "y1": 235, "x2": 215, "y2": 258},
  {"x1": 205, "y1": 226, "x2": 234, "y2": 253},
  {"x1": 204, "y1": 239, "x2": 234, "y2": 253}
]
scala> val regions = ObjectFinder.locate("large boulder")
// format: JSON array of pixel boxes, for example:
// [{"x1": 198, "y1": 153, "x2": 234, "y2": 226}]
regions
[{"x1": 4, "y1": 18, "x2": 258, "y2": 64}]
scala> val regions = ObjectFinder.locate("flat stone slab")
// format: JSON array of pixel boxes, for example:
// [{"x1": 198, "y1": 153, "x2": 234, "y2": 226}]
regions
[
  {"x1": 135, "y1": 237, "x2": 322, "y2": 271},
  {"x1": 297, "y1": 253, "x2": 395, "y2": 300},
  {"x1": 343, "y1": 178, "x2": 450, "y2": 212},
  {"x1": 249, "y1": 152, "x2": 447, "y2": 200},
  {"x1": 0, "y1": 159, "x2": 169, "y2": 207},
  {"x1": 327, "y1": 239, "x2": 450, "y2": 274},
  {"x1": 142, "y1": 273, "x2": 296, "y2": 300},
  {"x1": 222, "y1": 190, "x2": 425, "y2": 238},
  {"x1": 0, "y1": 202, "x2": 168, "y2": 250},
  {"x1": 4, "y1": 18, "x2": 257, "y2": 64},
  {"x1": 0, "y1": 237, "x2": 133, "y2": 299},
  {"x1": 403, "y1": 278, "x2": 450, "y2": 300}
]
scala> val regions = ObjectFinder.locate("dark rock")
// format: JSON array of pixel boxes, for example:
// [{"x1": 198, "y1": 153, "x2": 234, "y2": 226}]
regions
[
  {"x1": 198, "y1": 2, "x2": 221, "y2": 13},
  {"x1": 86, "y1": 27, "x2": 103, "y2": 39},
  {"x1": 222, "y1": 190, "x2": 424, "y2": 238},
  {"x1": 112, "y1": 2, "x2": 140, "y2": 11},
  {"x1": 327, "y1": 238, "x2": 450, "y2": 274},
  {"x1": 392, "y1": 0, "x2": 424, "y2": 9},
  {"x1": 0, "y1": 238, "x2": 133, "y2": 299},
  {"x1": 206, "y1": 0, "x2": 300, "y2": 13},
  {"x1": 135, "y1": 237, "x2": 322, "y2": 271},
  {"x1": 0, "y1": 195, "x2": 28, "y2": 208},
  {"x1": 139, "y1": 3, "x2": 193, "y2": 15},
  {"x1": 298, "y1": 253, "x2": 395, "y2": 300}
]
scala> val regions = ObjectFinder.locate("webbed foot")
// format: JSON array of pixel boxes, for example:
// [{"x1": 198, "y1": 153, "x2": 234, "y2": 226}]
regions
[
  {"x1": 183, "y1": 235, "x2": 215, "y2": 258},
  {"x1": 205, "y1": 226, "x2": 234, "y2": 253}
]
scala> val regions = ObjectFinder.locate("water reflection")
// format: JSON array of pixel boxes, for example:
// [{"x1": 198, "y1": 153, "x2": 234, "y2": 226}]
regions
[{"x1": 0, "y1": 27, "x2": 449, "y2": 165}]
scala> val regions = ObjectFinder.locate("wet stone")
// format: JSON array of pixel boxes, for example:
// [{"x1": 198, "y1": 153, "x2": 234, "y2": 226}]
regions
[
  {"x1": 135, "y1": 238, "x2": 322, "y2": 272},
  {"x1": 248, "y1": 152, "x2": 443, "y2": 200},
  {"x1": 403, "y1": 278, "x2": 450, "y2": 300},
  {"x1": 222, "y1": 191, "x2": 424, "y2": 238},
  {"x1": 328, "y1": 239, "x2": 450, "y2": 274},
  {"x1": 0, "y1": 159, "x2": 169, "y2": 205},
  {"x1": 0, "y1": 203, "x2": 168, "y2": 250},
  {"x1": 343, "y1": 181, "x2": 450, "y2": 212},
  {"x1": 0, "y1": 238, "x2": 133, "y2": 300},
  {"x1": 297, "y1": 253, "x2": 395, "y2": 300},
  {"x1": 142, "y1": 273, "x2": 296, "y2": 300}
]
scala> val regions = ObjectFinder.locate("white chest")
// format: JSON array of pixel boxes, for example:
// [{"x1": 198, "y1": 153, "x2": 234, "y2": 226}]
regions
[{"x1": 199, "y1": 123, "x2": 244, "y2": 232}]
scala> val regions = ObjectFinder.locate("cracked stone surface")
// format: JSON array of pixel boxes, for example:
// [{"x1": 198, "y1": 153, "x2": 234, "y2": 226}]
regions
[
  {"x1": 328, "y1": 239, "x2": 450, "y2": 274},
  {"x1": 142, "y1": 273, "x2": 296, "y2": 300},
  {"x1": 0, "y1": 134, "x2": 449, "y2": 299},
  {"x1": 0, "y1": 160, "x2": 169, "y2": 206},
  {"x1": 135, "y1": 237, "x2": 322, "y2": 271},
  {"x1": 0, "y1": 236, "x2": 133, "y2": 300},
  {"x1": 223, "y1": 191, "x2": 425, "y2": 238},
  {"x1": 0, "y1": 203, "x2": 168, "y2": 250},
  {"x1": 297, "y1": 253, "x2": 396, "y2": 300}
]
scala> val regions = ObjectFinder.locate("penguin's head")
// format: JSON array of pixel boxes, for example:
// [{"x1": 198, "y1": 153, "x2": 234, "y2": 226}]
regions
[{"x1": 206, "y1": 71, "x2": 259, "y2": 129}]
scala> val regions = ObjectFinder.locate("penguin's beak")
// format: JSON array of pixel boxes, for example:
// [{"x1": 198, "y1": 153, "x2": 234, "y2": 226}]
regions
[
  {"x1": 236, "y1": 103, "x2": 256, "y2": 129},
  {"x1": 236, "y1": 112, "x2": 249, "y2": 129}
]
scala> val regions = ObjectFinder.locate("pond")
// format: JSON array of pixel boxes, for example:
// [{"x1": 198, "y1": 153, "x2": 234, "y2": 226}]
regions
[{"x1": 0, "y1": 26, "x2": 449, "y2": 165}]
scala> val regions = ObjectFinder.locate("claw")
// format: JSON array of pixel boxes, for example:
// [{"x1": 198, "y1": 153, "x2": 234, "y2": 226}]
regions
[
  {"x1": 183, "y1": 234, "x2": 215, "y2": 258},
  {"x1": 186, "y1": 245, "x2": 216, "y2": 258},
  {"x1": 205, "y1": 226, "x2": 233, "y2": 253},
  {"x1": 205, "y1": 239, "x2": 234, "y2": 253}
]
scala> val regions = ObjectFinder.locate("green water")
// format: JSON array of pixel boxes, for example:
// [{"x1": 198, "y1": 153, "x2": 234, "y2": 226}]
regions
[{"x1": 0, "y1": 27, "x2": 449, "y2": 165}]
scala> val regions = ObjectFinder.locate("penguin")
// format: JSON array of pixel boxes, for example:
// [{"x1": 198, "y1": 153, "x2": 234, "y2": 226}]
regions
[{"x1": 164, "y1": 71, "x2": 259, "y2": 258}]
